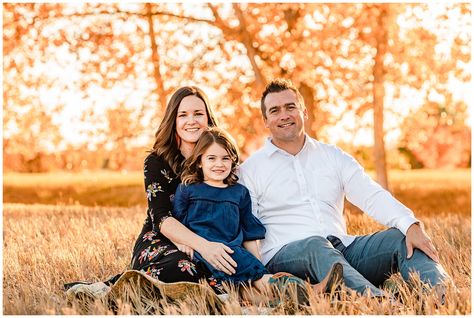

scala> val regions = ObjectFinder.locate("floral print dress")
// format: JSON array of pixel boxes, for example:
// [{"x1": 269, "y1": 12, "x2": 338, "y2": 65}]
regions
[{"x1": 129, "y1": 153, "x2": 225, "y2": 293}]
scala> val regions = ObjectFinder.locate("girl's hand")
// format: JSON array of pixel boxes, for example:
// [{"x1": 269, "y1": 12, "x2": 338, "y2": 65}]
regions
[{"x1": 199, "y1": 241, "x2": 237, "y2": 275}]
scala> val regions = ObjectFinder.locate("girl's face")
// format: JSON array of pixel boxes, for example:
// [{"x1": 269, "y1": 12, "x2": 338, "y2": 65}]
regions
[
  {"x1": 176, "y1": 95, "x2": 208, "y2": 152},
  {"x1": 200, "y1": 142, "x2": 232, "y2": 187}
]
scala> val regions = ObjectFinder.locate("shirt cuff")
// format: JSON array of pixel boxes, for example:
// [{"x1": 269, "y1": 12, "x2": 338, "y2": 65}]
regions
[
  {"x1": 243, "y1": 234, "x2": 266, "y2": 241},
  {"x1": 397, "y1": 216, "x2": 420, "y2": 235}
]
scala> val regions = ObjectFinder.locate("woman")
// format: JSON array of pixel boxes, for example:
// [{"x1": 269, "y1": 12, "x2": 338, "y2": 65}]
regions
[
  {"x1": 128, "y1": 86, "x2": 236, "y2": 292},
  {"x1": 65, "y1": 86, "x2": 234, "y2": 296}
]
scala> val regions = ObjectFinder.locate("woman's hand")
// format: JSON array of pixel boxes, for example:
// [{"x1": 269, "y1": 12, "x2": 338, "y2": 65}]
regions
[
  {"x1": 172, "y1": 241, "x2": 194, "y2": 259},
  {"x1": 161, "y1": 218, "x2": 237, "y2": 274},
  {"x1": 198, "y1": 241, "x2": 237, "y2": 275}
]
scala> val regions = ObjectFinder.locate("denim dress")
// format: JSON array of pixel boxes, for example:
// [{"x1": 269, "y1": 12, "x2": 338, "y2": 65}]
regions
[{"x1": 173, "y1": 182, "x2": 269, "y2": 283}]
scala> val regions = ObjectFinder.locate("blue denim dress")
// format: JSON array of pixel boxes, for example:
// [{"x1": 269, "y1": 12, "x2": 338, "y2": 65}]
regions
[{"x1": 173, "y1": 182, "x2": 269, "y2": 283}]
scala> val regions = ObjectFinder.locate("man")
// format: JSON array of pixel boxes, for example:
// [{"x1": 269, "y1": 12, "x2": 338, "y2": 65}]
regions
[{"x1": 239, "y1": 78, "x2": 450, "y2": 298}]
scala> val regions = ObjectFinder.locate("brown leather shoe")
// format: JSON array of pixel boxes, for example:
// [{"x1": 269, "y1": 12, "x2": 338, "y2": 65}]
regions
[{"x1": 323, "y1": 262, "x2": 344, "y2": 294}]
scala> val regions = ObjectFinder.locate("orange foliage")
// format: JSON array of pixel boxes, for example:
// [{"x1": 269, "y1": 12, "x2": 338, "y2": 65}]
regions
[{"x1": 2, "y1": 3, "x2": 471, "y2": 172}]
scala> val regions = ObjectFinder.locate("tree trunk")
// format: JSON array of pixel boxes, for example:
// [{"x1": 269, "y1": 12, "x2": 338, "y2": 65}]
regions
[
  {"x1": 145, "y1": 3, "x2": 167, "y2": 113},
  {"x1": 298, "y1": 82, "x2": 317, "y2": 139},
  {"x1": 232, "y1": 4, "x2": 267, "y2": 92},
  {"x1": 23, "y1": 153, "x2": 46, "y2": 172},
  {"x1": 373, "y1": 4, "x2": 389, "y2": 189}
]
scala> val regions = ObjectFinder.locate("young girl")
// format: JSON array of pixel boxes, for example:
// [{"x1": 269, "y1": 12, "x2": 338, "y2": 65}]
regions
[{"x1": 172, "y1": 127, "x2": 343, "y2": 301}]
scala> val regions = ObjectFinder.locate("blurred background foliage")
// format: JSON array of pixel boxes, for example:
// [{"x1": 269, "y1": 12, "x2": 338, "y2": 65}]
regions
[{"x1": 3, "y1": 3, "x2": 471, "y2": 188}]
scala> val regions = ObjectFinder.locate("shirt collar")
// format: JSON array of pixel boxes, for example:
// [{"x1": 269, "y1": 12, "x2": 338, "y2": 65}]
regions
[
  {"x1": 263, "y1": 134, "x2": 317, "y2": 157},
  {"x1": 262, "y1": 137, "x2": 279, "y2": 157}
]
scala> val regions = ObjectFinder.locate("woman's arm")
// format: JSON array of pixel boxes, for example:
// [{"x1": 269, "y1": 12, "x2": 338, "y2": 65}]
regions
[{"x1": 161, "y1": 217, "x2": 237, "y2": 274}]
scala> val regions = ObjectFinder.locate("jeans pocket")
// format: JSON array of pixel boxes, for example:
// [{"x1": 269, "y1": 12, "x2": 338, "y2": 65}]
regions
[{"x1": 326, "y1": 235, "x2": 346, "y2": 253}]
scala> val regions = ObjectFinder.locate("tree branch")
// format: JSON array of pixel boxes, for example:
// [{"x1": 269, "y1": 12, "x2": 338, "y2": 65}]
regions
[
  {"x1": 7, "y1": 7, "x2": 217, "y2": 26},
  {"x1": 231, "y1": 4, "x2": 267, "y2": 91}
]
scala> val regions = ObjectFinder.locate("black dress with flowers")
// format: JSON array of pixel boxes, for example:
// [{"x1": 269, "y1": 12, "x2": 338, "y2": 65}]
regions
[{"x1": 129, "y1": 153, "x2": 223, "y2": 291}]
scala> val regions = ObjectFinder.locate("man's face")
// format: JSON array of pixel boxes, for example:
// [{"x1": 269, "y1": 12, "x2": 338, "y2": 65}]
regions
[{"x1": 263, "y1": 89, "x2": 307, "y2": 144}]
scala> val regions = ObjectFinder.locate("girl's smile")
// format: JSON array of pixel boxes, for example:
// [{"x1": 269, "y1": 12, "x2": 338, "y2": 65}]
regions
[{"x1": 201, "y1": 142, "x2": 232, "y2": 187}]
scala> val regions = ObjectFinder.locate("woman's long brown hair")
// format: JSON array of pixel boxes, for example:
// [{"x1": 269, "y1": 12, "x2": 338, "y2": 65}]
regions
[{"x1": 151, "y1": 86, "x2": 218, "y2": 175}]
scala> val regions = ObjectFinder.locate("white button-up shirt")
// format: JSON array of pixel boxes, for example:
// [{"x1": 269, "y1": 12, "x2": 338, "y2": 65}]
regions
[{"x1": 239, "y1": 135, "x2": 419, "y2": 265}]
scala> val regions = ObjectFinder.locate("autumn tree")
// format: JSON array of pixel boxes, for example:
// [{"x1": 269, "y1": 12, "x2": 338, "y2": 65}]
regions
[
  {"x1": 399, "y1": 89, "x2": 470, "y2": 168},
  {"x1": 324, "y1": 3, "x2": 471, "y2": 187},
  {"x1": 3, "y1": 3, "x2": 471, "y2": 174},
  {"x1": 3, "y1": 4, "x2": 64, "y2": 171},
  {"x1": 3, "y1": 3, "x2": 226, "y2": 170}
]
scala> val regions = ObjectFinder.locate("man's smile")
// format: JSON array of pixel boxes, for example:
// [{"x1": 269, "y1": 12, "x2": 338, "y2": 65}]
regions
[{"x1": 278, "y1": 122, "x2": 294, "y2": 128}]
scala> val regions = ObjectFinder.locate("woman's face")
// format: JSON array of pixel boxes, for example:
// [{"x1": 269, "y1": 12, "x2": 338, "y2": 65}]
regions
[{"x1": 175, "y1": 95, "x2": 208, "y2": 147}]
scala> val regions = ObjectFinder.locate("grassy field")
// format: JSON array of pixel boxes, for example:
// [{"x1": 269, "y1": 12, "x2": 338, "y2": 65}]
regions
[
  {"x1": 2, "y1": 169, "x2": 471, "y2": 314},
  {"x1": 3, "y1": 169, "x2": 471, "y2": 215}
]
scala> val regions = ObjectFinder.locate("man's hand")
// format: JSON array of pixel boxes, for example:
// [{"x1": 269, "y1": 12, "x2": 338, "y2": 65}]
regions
[
  {"x1": 198, "y1": 241, "x2": 237, "y2": 275},
  {"x1": 406, "y1": 222, "x2": 440, "y2": 263}
]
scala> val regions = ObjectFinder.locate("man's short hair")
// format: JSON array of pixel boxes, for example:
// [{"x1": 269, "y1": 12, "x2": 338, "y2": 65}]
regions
[{"x1": 260, "y1": 79, "x2": 305, "y2": 119}]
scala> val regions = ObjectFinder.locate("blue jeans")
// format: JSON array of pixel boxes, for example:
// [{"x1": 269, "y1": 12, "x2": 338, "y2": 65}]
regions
[{"x1": 266, "y1": 228, "x2": 450, "y2": 296}]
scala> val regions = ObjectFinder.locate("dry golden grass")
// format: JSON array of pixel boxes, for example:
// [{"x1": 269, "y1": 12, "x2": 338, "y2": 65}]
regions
[
  {"x1": 2, "y1": 169, "x2": 471, "y2": 314},
  {"x1": 3, "y1": 171, "x2": 143, "y2": 207},
  {"x1": 3, "y1": 206, "x2": 471, "y2": 314}
]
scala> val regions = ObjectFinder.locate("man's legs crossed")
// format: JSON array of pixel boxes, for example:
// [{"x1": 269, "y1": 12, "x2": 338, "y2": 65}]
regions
[
  {"x1": 266, "y1": 236, "x2": 385, "y2": 296},
  {"x1": 329, "y1": 228, "x2": 450, "y2": 289}
]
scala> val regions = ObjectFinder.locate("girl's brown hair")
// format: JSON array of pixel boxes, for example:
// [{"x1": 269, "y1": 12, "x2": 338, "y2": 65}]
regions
[
  {"x1": 181, "y1": 127, "x2": 240, "y2": 186},
  {"x1": 151, "y1": 86, "x2": 218, "y2": 175}
]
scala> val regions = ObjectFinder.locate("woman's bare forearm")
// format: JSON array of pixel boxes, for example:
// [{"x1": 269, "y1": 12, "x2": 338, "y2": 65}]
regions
[
  {"x1": 160, "y1": 217, "x2": 208, "y2": 251},
  {"x1": 161, "y1": 216, "x2": 237, "y2": 275}
]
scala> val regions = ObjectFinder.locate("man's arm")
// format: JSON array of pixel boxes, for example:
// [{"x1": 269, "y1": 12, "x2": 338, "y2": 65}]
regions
[
  {"x1": 338, "y1": 148, "x2": 439, "y2": 262},
  {"x1": 340, "y1": 149, "x2": 418, "y2": 233}
]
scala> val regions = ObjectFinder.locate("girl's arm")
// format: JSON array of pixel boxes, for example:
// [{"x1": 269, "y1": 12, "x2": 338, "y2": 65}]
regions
[
  {"x1": 239, "y1": 186, "x2": 266, "y2": 261},
  {"x1": 243, "y1": 240, "x2": 262, "y2": 261}
]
